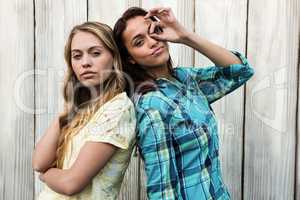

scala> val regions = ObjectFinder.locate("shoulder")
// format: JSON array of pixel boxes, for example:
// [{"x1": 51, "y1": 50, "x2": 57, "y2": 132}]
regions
[
  {"x1": 89, "y1": 92, "x2": 136, "y2": 133},
  {"x1": 104, "y1": 92, "x2": 134, "y2": 110},
  {"x1": 92, "y1": 92, "x2": 134, "y2": 118},
  {"x1": 86, "y1": 92, "x2": 136, "y2": 149}
]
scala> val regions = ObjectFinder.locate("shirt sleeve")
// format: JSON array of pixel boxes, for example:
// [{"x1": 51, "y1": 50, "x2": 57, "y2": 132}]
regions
[
  {"x1": 181, "y1": 51, "x2": 254, "y2": 104},
  {"x1": 137, "y1": 107, "x2": 182, "y2": 199},
  {"x1": 86, "y1": 94, "x2": 136, "y2": 149}
]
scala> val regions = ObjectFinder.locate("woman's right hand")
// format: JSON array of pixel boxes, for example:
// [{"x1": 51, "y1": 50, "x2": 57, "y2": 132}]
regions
[{"x1": 145, "y1": 7, "x2": 189, "y2": 44}]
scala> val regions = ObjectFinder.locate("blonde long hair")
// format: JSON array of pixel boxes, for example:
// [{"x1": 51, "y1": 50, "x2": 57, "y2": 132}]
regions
[{"x1": 55, "y1": 22, "x2": 125, "y2": 168}]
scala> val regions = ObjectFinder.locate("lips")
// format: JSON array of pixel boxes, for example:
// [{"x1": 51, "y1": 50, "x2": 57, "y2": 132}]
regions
[
  {"x1": 80, "y1": 71, "x2": 97, "y2": 78},
  {"x1": 151, "y1": 46, "x2": 164, "y2": 56}
]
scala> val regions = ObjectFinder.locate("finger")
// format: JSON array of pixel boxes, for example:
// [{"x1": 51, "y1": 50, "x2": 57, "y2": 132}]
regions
[
  {"x1": 149, "y1": 21, "x2": 156, "y2": 34},
  {"x1": 149, "y1": 21, "x2": 160, "y2": 34},
  {"x1": 144, "y1": 11, "x2": 156, "y2": 19},
  {"x1": 144, "y1": 11, "x2": 155, "y2": 19},
  {"x1": 157, "y1": 7, "x2": 171, "y2": 16},
  {"x1": 149, "y1": 7, "x2": 170, "y2": 13},
  {"x1": 149, "y1": 15, "x2": 160, "y2": 22},
  {"x1": 144, "y1": 7, "x2": 170, "y2": 19},
  {"x1": 148, "y1": 6, "x2": 165, "y2": 14},
  {"x1": 149, "y1": 33, "x2": 166, "y2": 42}
]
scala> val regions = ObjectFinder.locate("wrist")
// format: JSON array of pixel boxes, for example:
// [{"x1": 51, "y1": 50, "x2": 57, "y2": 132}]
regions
[
  {"x1": 180, "y1": 31, "x2": 195, "y2": 45},
  {"x1": 172, "y1": 22, "x2": 189, "y2": 44}
]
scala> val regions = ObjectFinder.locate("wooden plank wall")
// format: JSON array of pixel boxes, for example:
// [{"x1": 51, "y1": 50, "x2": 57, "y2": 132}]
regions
[
  {"x1": 0, "y1": 0, "x2": 35, "y2": 200},
  {"x1": 0, "y1": 0, "x2": 299, "y2": 200},
  {"x1": 195, "y1": 1, "x2": 248, "y2": 199},
  {"x1": 244, "y1": 0, "x2": 299, "y2": 199}
]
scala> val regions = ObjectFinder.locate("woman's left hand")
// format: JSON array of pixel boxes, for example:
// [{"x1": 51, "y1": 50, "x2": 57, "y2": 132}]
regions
[{"x1": 145, "y1": 7, "x2": 189, "y2": 43}]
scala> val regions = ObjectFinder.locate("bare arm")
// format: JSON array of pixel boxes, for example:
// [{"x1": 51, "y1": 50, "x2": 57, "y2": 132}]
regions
[
  {"x1": 146, "y1": 7, "x2": 242, "y2": 67},
  {"x1": 32, "y1": 116, "x2": 61, "y2": 172},
  {"x1": 39, "y1": 142, "x2": 116, "y2": 195},
  {"x1": 180, "y1": 33, "x2": 242, "y2": 66}
]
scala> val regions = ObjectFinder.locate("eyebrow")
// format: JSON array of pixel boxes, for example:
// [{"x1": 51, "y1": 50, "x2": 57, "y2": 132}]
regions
[
  {"x1": 131, "y1": 23, "x2": 151, "y2": 45},
  {"x1": 71, "y1": 45, "x2": 103, "y2": 53}
]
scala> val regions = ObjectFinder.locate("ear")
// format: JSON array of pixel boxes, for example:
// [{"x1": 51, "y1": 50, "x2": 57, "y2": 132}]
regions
[{"x1": 129, "y1": 56, "x2": 136, "y2": 64}]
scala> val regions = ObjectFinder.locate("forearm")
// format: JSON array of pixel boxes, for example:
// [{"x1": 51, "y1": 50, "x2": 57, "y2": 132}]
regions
[
  {"x1": 181, "y1": 32, "x2": 242, "y2": 67},
  {"x1": 40, "y1": 168, "x2": 76, "y2": 195},
  {"x1": 32, "y1": 116, "x2": 61, "y2": 172}
]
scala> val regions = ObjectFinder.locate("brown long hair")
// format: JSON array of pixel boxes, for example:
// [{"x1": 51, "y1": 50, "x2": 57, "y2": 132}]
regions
[
  {"x1": 113, "y1": 7, "x2": 173, "y2": 95},
  {"x1": 55, "y1": 22, "x2": 125, "y2": 168}
]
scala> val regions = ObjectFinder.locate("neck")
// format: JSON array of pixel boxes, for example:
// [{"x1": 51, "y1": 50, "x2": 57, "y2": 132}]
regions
[
  {"x1": 87, "y1": 85, "x2": 102, "y2": 100},
  {"x1": 147, "y1": 64, "x2": 172, "y2": 80}
]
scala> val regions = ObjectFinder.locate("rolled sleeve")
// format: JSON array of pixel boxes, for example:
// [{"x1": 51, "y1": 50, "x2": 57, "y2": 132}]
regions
[{"x1": 181, "y1": 51, "x2": 255, "y2": 104}]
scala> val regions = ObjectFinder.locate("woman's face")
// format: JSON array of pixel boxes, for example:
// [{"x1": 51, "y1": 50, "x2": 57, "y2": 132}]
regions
[
  {"x1": 122, "y1": 16, "x2": 170, "y2": 68},
  {"x1": 71, "y1": 31, "x2": 113, "y2": 87}
]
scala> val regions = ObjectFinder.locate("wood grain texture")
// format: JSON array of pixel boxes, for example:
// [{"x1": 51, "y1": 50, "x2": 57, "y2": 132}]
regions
[
  {"x1": 34, "y1": 0, "x2": 87, "y2": 198},
  {"x1": 293, "y1": 2, "x2": 300, "y2": 200},
  {"x1": 0, "y1": 0, "x2": 299, "y2": 199},
  {"x1": 297, "y1": 37, "x2": 300, "y2": 200},
  {"x1": 177, "y1": 0, "x2": 194, "y2": 66},
  {"x1": 244, "y1": 0, "x2": 298, "y2": 199},
  {"x1": 195, "y1": 1, "x2": 248, "y2": 199},
  {"x1": 0, "y1": 0, "x2": 34, "y2": 200},
  {"x1": 88, "y1": 0, "x2": 126, "y2": 27}
]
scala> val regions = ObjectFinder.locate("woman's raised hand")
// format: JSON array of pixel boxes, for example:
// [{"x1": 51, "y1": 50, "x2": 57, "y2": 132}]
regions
[{"x1": 145, "y1": 7, "x2": 189, "y2": 43}]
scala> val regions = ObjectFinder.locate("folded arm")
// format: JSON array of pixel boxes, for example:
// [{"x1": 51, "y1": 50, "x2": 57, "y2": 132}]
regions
[
  {"x1": 39, "y1": 141, "x2": 116, "y2": 195},
  {"x1": 32, "y1": 116, "x2": 61, "y2": 172}
]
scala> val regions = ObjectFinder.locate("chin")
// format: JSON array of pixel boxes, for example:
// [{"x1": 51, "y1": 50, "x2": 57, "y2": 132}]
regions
[
  {"x1": 80, "y1": 80, "x2": 99, "y2": 87},
  {"x1": 154, "y1": 53, "x2": 170, "y2": 66}
]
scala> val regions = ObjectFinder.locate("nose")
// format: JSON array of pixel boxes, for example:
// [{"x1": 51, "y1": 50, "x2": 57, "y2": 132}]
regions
[
  {"x1": 81, "y1": 54, "x2": 92, "y2": 68},
  {"x1": 146, "y1": 35, "x2": 159, "y2": 48}
]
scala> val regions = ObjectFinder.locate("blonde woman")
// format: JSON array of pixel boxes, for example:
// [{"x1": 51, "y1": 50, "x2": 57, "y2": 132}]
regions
[{"x1": 32, "y1": 22, "x2": 136, "y2": 200}]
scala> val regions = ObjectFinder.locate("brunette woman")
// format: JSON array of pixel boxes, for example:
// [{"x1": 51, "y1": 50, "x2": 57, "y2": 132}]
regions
[{"x1": 113, "y1": 7, "x2": 254, "y2": 200}]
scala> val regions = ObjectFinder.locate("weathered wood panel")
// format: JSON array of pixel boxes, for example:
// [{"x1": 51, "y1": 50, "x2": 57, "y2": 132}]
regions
[
  {"x1": 293, "y1": 2, "x2": 300, "y2": 200},
  {"x1": 0, "y1": 0, "x2": 299, "y2": 199},
  {"x1": 88, "y1": 0, "x2": 126, "y2": 27},
  {"x1": 195, "y1": 1, "x2": 248, "y2": 199},
  {"x1": 244, "y1": 0, "x2": 298, "y2": 199},
  {"x1": 34, "y1": 0, "x2": 87, "y2": 198},
  {"x1": 0, "y1": 0, "x2": 34, "y2": 200},
  {"x1": 177, "y1": 0, "x2": 194, "y2": 66}
]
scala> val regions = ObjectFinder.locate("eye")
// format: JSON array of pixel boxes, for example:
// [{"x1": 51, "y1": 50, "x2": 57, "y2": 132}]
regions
[
  {"x1": 72, "y1": 54, "x2": 81, "y2": 60},
  {"x1": 134, "y1": 39, "x2": 144, "y2": 47},
  {"x1": 92, "y1": 51, "x2": 101, "y2": 57},
  {"x1": 154, "y1": 26, "x2": 163, "y2": 34}
]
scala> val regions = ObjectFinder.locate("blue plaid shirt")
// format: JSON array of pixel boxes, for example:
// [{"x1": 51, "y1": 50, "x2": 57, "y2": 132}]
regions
[{"x1": 135, "y1": 51, "x2": 254, "y2": 200}]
